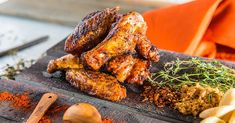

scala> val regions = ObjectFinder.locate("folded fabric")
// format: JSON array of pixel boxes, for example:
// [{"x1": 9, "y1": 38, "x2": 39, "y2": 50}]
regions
[{"x1": 143, "y1": 0, "x2": 235, "y2": 60}]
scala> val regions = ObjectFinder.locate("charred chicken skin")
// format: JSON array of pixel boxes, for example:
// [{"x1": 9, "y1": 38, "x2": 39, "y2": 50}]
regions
[
  {"x1": 66, "y1": 69, "x2": 126, "y2": 101},
  {"x1": 82, "y1": 12, "x2": 147, "y2": 71},
  {"x1": 47, "y1": 54, "x2": 82, "y2": 73},
  {"x1": 64, "y1": 7, "x2": 119, "y2": 55}
]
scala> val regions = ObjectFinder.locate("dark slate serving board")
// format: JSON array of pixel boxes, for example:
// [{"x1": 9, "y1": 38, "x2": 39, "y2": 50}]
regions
[
  {"x1": 0, "y1": 79, "x2": 166, "y2": 123},
  {"x1": 6, "y1": 38, "x2": 234, "y2": 123}
]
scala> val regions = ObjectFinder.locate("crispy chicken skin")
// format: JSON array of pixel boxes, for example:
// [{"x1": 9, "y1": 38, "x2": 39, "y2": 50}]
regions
[
  {"x1": 66, "y1": 69, "x2": 127, "y2": 101},
  {"x1": 82, "y1": 12, "x2": 147, "y2": 70},
  {"x1": 107, "y1": 54, "x2": 135, "y2": 82},
  {"x1": 64, "y1": 7, "x2": 119, "y2": 55},
  {"x1": 47, "y1": 54, "x2": 82, "y2": 73},
  {"x1": 136, "y1": 36, "x2": 160, "y2": 62},
  {"x1": 126, "y1": 59, "x2": 150, "y2": 85}
]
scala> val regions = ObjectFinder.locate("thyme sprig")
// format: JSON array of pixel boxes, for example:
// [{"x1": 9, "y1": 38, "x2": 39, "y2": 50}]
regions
[{"x1": 148, "y1": 58, "x2": 235, "y2": 92}]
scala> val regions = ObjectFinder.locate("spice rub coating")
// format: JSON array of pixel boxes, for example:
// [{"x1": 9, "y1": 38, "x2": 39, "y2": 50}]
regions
[
  {"x1": 47, "y1": 54, "x2": 82, "y2": 73},
  {"x1": 126, "y1": 59, "x2": 150, "y2": 85},
  {"x1": 107, "y1": 54, "x2": 136, "y2": 82},
  {"x1": 66, "y1": 69, "x2": 126, "y2": 101},
  {"x1": 82, "y1": 12, "x2": 147, "y2": 71},
  {"x1": 136, "y1": 36, "x2": 160, "y2": 62},
  {"x1": 64, "y1": 7, "x2": 119, "y2": 55}
]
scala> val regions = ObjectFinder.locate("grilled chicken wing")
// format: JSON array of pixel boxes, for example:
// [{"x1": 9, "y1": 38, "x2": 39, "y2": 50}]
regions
[
  {"x1": 66, "y1": 69, "x2": 126, "y2": 101},
  {"x1": 126, "y1": 59, "x2": 150, "y2": 85},
  {"x1": 107, "y1": 54, "x2": 135, "y2": 82},
  {"x1": 64, "y1": 7, "x2": 119, "y2": 55},
  {"x1": 47, "y1": 7, "x2": 161, "y2": 102},
  {"x1": 136, "y1": 36, "x2": 160, "y2": 62},
  {"x1": 47, "y1": 54, "x2": 82, "y2": 73},
  {"x1": 82, "y1": 12, "x2": 147, "y2": 70}
]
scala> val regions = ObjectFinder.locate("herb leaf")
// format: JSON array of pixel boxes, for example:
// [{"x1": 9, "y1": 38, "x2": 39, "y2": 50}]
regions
[{"x1": 149, "y1": 58, "x2": 235, "y2": 92}]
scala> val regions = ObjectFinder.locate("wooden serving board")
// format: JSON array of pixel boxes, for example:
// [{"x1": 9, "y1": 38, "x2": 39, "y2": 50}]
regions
[{"x1": 2, "y1": 38, "x2": 233, "y2": 123}]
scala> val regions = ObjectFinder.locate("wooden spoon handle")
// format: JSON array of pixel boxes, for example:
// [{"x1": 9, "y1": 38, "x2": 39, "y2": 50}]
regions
[{"x1": 26, "y1": 93, "x2": 58, "y2": 123}]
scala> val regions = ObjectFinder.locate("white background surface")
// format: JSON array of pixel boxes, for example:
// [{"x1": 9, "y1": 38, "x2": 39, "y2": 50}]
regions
[{"x1": 0, "y1": 15, "x2": 73, "y2": 73}]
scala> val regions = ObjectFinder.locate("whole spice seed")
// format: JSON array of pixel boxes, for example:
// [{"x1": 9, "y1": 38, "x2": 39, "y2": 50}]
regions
[{"x1": 0, "y1": 91, "x2": 31, "y2": 109}]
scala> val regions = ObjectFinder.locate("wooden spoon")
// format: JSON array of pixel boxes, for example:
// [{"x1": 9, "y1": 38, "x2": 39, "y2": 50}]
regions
[{"x1": 26, "y1": 93, "x2": 58, "y2": 123}]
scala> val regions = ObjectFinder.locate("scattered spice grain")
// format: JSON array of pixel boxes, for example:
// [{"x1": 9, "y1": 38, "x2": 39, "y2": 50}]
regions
[
  {"x1": 38, "y1": 104, "x2": 69, "y2": 122},
  {"x1": 0, "y1": 91, "x2": 31, "y2": 109},
  {"x1": 141, "y1": 85, "x2": 179, "y2": 107},
  {"x1": 39, "y1": 116, "x2": 51, "y2": 123},
  {"x1": 102, "y1": 118, "x2": 115, "y2": 123},
  {"x1": 46, "y1": 105, "x2": 69, "y2": 119}
]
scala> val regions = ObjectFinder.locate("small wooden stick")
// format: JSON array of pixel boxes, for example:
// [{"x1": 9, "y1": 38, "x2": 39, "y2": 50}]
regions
[{"x1": 26, "y1": 93, "x2": 58, "y2": 123}]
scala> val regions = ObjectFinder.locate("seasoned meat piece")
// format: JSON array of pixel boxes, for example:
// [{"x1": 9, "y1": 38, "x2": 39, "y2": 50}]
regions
[
  {"x1": 66, "y1": 69, "x2": 126, "y2": 101},
  {"x1": 82, "y1": 12, "x2": 147, "y2": 70},
  {"x1": 64, "y1": 7, "x2": 119, "y2": 55},
  {"x1": 107, "y1": 54, "x2": 135, "y2": 82},
  {"x1": 47, "y1": 54, "x2": 82, "y2": 73},
  {"x1": 126, "y1": 59, "x2": 150, "y2": 85},
  {"x1": 136, "y1": 36, "x2": 160, "y2": 62}
]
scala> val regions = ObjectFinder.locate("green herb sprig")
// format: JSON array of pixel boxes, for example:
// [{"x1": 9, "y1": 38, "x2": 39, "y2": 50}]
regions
[{"x1": 148, "y1": 58, "x2": 235, "y2": 92}]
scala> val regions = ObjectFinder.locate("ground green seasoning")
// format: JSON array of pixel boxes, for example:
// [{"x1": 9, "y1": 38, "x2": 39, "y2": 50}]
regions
[
  {"x1": 148, "y1": 58, "x2": 235, "y2": 92},
  {"x1": 174, "y1": 84, "x2": 223, "y2": 116},
  {"x1": 0, "y1": 59, "x2": 35, "y2": 79}
]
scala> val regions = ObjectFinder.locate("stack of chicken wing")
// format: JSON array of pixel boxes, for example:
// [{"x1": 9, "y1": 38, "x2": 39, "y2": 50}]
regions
[{"x1": 47, "y1": 7, "x2": 160, "y2": 102}]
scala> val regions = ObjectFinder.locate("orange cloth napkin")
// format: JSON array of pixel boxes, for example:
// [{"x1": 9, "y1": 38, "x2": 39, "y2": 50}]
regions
[{"x1": 143, "y1": 0, "x2": 235, "y2": 60}]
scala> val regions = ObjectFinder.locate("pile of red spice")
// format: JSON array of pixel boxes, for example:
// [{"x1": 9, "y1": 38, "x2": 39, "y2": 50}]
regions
[
  {"x1": 39, "y1": 116, "x2": 51, "y2": 123},
  {"x1": 102, "y1": 118, "x2": 115, "y2": 123},
  {"x1": 0, "y1": 91, "x2": 31, "y2": 109},
  {"x1": 0, "y1": 91, "x2": 115, "y2": 123},
  {"x1": 39, "y1": 105, "x2": 69, "y2": 123}
]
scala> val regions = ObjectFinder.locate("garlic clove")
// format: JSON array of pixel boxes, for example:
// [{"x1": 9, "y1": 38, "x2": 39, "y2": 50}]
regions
[
  {"x1": 63, "y1": 103, "x2": 102, "y2": 123},
  {"x1": 221, "y1": 111, "x2": 233, "y2": 122},
  {"x1": 200, "y1": 117, "x2": 225, "y2": 123},
  {"x1": 219, "y1": 88, "x2": 235, "y2": 106},
  {"x1": 229, "y1": 110, "x2": 235, "y2": 123},
  {"x1": 199, "y1": 106, "x2": 235, "y2": 119}
]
